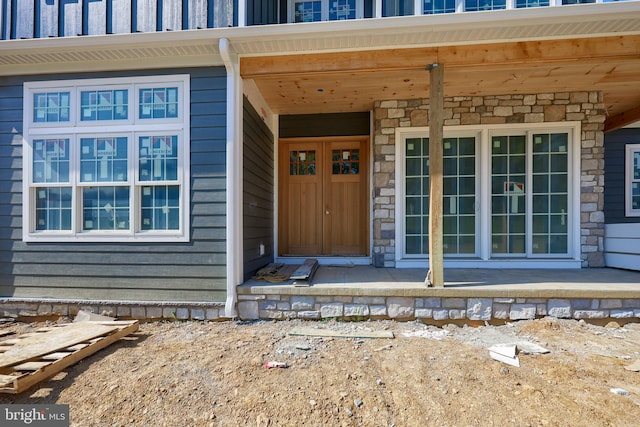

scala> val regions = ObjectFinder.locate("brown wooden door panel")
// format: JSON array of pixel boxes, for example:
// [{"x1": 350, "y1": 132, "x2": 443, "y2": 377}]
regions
[
  {"x1": 279, "y1": 137, "x2": 368, "y2": 257},
  {"x1": 324, "y1": 140, "x2": 368, "y2": 255}
]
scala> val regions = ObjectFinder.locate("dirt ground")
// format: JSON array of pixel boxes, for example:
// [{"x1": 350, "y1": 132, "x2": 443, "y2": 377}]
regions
[{"x1": 1, "y1": 317, "x2": 639, "y2": 426}]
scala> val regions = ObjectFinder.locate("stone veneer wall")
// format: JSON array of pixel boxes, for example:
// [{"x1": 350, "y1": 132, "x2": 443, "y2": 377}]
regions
[
  {"x1": 237, "y1": 294, "x2": 639, "y2": 322},
  {"x1": 373, "y1": 92, "x2": 606, "y2": 268}
]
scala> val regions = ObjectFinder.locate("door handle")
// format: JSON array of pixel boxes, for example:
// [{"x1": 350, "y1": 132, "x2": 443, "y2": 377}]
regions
[{"x1": 325, "y1": 210, "x2": 330, "y2": 215}]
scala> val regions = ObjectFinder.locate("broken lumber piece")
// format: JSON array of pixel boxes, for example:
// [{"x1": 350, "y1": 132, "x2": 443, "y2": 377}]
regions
[
  {"x1": 0, "y1": 320, "x2": 138, "y2": 394},
  {"x1": 289, "y1": 326, "x2": 394, "y2": 339}
]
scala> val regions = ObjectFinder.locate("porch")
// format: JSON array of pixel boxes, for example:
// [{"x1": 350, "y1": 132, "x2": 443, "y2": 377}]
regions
[{"x1": 237, "y1": 267, "x2": 640, "y2": 322}]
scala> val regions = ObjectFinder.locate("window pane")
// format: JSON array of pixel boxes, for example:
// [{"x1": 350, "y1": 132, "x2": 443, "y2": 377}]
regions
[
  {"x1": 139, "y1": 87, "x2": 179, "y2": 119},
  {"x1": 82, "y1": 186, "x2": 130, "y2": 230},
  {"x1": 32, "y1": 139, "x2": 70, "y2": 183},
  {"x1": 33, "y1": 92, "x2": 70, "y2": 123},
  {"x1": 383, "y1": 0, "x2": 414, "y2": 16},
  {"x1": 80, "y1": 89, "x2": 128, "y2": 121},
  {"x1": 424, "y1": 0, "x2": 455, "y2": 14},
  {"x1": 491, "y1": 135, "x2": 526, "y2": 255},
  {"x1": 294, "y1": 1, "x2": 322, "y2": 22},
  {"x1": 531, "y1": 133, "x2": 569, "y2": 254},
  {"x1": 405, "y1": 136, "x2": 476, "y2": 256},
  {"x1": 35, "y1": 187, "x2": 72, "y2": 230},
  {"x1": 139, "y1": 136, "x2": 179, "y2": 181},
  {"x1": 465, "y1": 0, "x2": 506, "y2": 11},
  {"x1": 289, "y1": 150, "x2": 317, "y2": 176},
  {"x1": 332, "y1": 149, "x2": 360, "y2": 175},
  {"x1": 140, "y1": 185, "x2": 180, "y2": 230},
  {"x1": 329, "y1": 0, "x2": 356, "y2": 20},
  {"x1": 80, "y1": 137, "x2": 128, "y2": 182},
  {"x1": 516, "y1": 0, "x2": 549, "y2": 7}
]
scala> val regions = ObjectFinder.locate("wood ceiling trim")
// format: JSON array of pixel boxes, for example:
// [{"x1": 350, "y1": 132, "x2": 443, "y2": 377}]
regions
[
  {"x1": 240, "y1": 35, "x2": 640, "y2": 78},
  {"x1": 605, "y1": 104, "x2": 640, "y2": 133}
]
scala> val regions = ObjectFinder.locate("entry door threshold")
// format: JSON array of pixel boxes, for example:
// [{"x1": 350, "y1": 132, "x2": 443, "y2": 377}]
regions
[{"x1": 276, "y1": 256, "x2": 372, "y2": 266}]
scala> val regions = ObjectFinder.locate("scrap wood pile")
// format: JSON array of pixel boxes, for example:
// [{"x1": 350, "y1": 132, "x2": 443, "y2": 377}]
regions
[
  {"x1": 0, "y1": 318, "x2": 138, "y2": 394},
  {"x1": 253, "y1": 263, "x2": 292, "y2": 283}
]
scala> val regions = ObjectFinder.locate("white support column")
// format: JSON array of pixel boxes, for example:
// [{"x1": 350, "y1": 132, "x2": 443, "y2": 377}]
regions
[
  {"x1": 220, "y1": 37, "x2": 243, "y2": 318},
  {"x1": 414, "y1": 0, "x2": 422, "y2": 15},
  {"x1": 237, "y1": 0, "x2": 246, "y2": 26},
  {"x1": 375, "y1": 0, "x2": 383, "y2": 17}
]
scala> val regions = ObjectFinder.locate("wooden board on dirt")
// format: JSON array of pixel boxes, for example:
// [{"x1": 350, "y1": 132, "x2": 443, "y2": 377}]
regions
[
  {"x1": 0, "y1": 320, "x2": 139, "y2": 394},
  {"x1": 289, "y1": 326, "x2": 394, "y2": 339},
  {"x1": 0, "y1": 322, "x2": 118, "y2": 368}
]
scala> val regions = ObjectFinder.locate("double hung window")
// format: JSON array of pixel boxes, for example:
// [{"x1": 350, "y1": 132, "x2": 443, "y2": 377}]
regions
[
  {"x1": 23, "y1": 75, "x2": 190, "y2": 242},
  {"x1": 626, "y1": 144, "x2": 640, "y2": 217}
]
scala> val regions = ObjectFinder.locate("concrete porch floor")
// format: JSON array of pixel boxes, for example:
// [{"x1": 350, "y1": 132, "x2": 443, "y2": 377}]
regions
[{"x1": 239, "y1": 267, "x2": 640, "y2": 299}]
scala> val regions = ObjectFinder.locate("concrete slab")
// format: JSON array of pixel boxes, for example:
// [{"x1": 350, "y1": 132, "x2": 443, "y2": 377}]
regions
[{"x1": 240, "y1": 267, "x2": 640, "y2": 299}]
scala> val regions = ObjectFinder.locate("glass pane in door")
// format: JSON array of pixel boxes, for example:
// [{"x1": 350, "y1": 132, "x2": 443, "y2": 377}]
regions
[
  {"x1": 443, "y1": 137, "x2": 476, "y2": 254},
  {"x1": 491, "y1": 135, "x2": 526, "y2": 254},
  {"x1": 532, "y1": 133, "x2": 569, "y2": 254},
  {"x1": 405, "y1": 136, "x2": 476, "y2": 256}
]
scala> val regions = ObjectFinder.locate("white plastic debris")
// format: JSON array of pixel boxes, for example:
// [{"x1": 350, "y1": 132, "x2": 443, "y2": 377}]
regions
[
  {"x1": 610, "y1": 388, "x2": 630, "y2": 396},
  {"x1": 489, "y1": 344, "x2": 520, "y2": 367}
]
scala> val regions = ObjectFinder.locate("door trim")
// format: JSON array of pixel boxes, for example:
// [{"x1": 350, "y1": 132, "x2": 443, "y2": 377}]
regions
[{"x1": 278, "y1": 136, "x2": 370, "y2": 258}]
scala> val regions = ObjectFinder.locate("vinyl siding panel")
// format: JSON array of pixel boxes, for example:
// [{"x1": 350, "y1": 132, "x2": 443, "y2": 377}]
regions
[
  {"x1": 0, "y1": 66, "x2": 228, "y2": 302},
  {"x1": 604, "y1": 128, "x2": 640, "y2": 224},
  {"x1": 604, "y1": 223, "x2": 640, "y2": 271},
  {"x1": 243, "y1": 96, "x2": 275, "y2": 280},
  {"x1": 604, "y1": 128, "x2": 640, "y2": 271}
]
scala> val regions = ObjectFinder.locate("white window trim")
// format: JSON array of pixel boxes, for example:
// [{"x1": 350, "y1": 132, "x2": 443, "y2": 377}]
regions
[
  {"x1": 23, "y1": 75, "x2": 190, "y2": 242},
  {"x1": 288, "y1": 0, "x2": 364, "y2": 22},
  {"x1": 626, "y1": 143, "x2": 640, "y2": 217},
  {"x1": 394, "y1": 122, "x2": 582, "y2": 269}
]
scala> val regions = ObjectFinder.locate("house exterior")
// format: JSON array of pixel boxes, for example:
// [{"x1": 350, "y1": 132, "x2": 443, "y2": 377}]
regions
[{"x1": 1, "y1": 1, "x2": 640, "y2": 319}]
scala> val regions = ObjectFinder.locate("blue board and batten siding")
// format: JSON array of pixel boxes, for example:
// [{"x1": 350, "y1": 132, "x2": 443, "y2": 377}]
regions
[
  {"x1": 0, "y1": 67, "x2": 229, "y2": 302},
  {"x1": 604, "y1": 128, "x2": 640, "y2": 271},
  {"x1": 0, "y1": 0, "x2": 233, "y2": 40},
  {"x1": 243, "y1": 96, "x2": 274, "y2": 280}
]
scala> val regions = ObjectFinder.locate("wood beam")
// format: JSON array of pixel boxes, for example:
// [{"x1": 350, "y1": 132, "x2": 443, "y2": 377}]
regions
[
  {"x1": 605, "y1": 103, "x2": 640, "y2": 133},
  {"x1": 241, "y1": 35, "x2": 640, "y2": 78},
  {"x1": 426, "y1": 63, "x2": 444, "y2": 288}
]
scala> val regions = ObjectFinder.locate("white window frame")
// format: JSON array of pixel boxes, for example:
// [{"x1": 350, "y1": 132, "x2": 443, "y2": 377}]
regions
[
  {"x1": 395, "y1": 122, "x2": 582, "y2": 268},
  {"x1": 23, "y1": 75, "x2": 190, "y2": 242},
  {"x1": 288, "y1": 0, "x2": 364, "y2": 22},
  {"x1": 626, "y1": 143, "x2": 640, "y2": 217}
]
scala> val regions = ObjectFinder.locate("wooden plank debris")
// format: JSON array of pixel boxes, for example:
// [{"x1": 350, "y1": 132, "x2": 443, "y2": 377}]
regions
[
  {"x1": 0, "y1": 320, "x2": 138, "y2": 394},
  {"x1": 0, "y1": 322, "x2": 117, "y2": 368},
  {"x1": 289, "y1": 326, "x2": 394, "y2": 339},
  {"x1": 291, "y1": 259, "x2": 319, "y2": 286}
]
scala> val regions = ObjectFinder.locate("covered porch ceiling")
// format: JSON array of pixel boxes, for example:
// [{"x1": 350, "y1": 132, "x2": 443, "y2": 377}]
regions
[{"x1": 241, "y1": 34, "x2": 640, "y2": 131}]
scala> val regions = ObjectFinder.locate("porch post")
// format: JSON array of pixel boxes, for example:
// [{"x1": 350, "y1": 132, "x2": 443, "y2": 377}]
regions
[
  {"x1": 220, "y1": 38, "x2": 243, "y2": 316},
  {"x1": 426, "y1": 63, "x2": 444, "y2": 287}
]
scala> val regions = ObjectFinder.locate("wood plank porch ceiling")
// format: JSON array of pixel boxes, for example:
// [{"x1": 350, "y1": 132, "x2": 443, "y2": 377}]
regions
[{"x1": 241, "y1": 35, "x2": 640, "y2": 131}]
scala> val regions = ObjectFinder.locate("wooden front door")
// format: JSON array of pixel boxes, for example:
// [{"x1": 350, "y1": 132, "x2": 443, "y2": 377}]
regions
[{"x1": 279, "y1": 137, "x2": 369, "y2": 256}]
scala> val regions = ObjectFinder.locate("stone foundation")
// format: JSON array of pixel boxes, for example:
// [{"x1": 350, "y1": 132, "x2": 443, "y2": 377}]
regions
[
  {"x1": 238, "y1": 294, "x2": 640, "y2": 323},
  {"x1": 3, "y1": 296, "x2": 638, "y2": 323},
  {"x1": 0, "y1": 299, "x2": 227, "y2": 321}
]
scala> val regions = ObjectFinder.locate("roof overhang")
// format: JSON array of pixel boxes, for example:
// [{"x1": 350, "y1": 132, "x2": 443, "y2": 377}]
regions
[{"x1": 1, "y1": 3, "x2": 639, "y2": 129}]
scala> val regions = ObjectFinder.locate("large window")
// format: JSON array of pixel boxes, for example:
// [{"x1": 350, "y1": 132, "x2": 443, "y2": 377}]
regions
[
  {"x1": 397, "y1": 124, "x2": 580, "y2": 266},
  {"x1": 626, "y1": 144, "x2": 640, "y2": 217},
  {"x1": 23, "y1": 75, "x2": 190, "y2": 242},
  {"x1": 290, "y1": 0, "x2": 363, "y2": 22}
]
